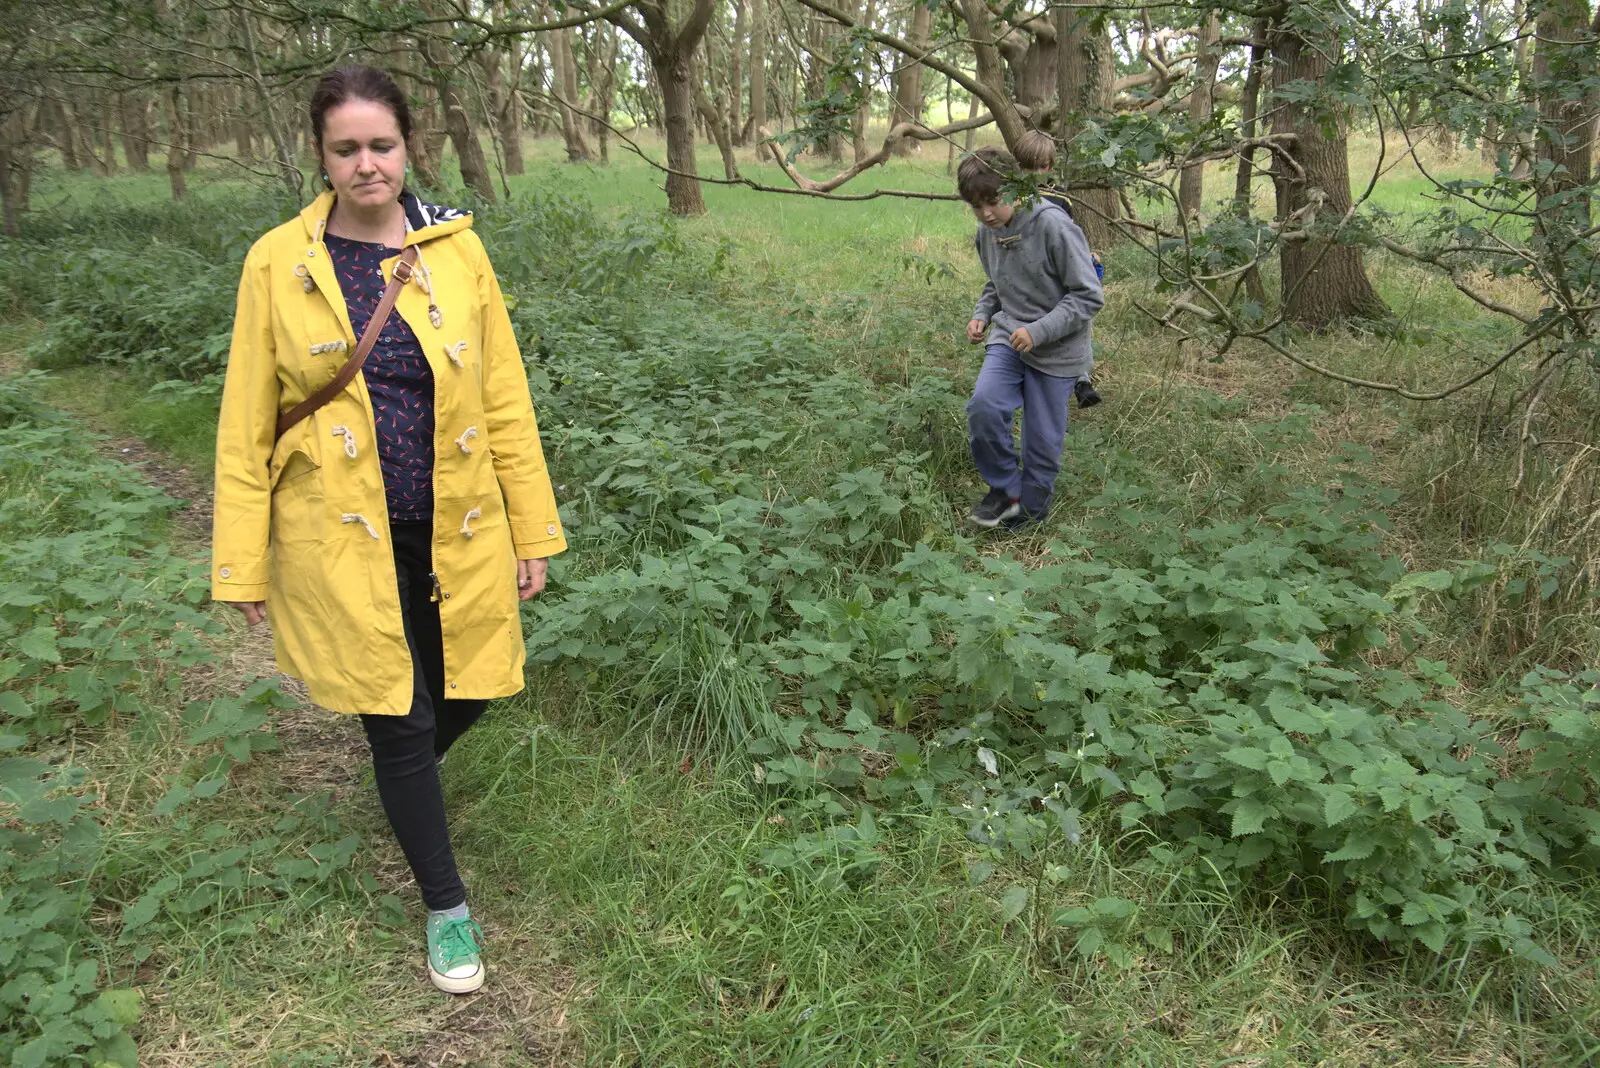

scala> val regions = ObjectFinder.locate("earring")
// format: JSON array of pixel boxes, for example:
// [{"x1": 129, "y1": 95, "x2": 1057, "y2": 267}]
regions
[{"x1": 321, "y1": 170, "x2": 331, "y2": 188}]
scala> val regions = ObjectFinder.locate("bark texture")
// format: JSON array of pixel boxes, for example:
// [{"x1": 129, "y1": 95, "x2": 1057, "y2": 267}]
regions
[
  {"x1": 423, "y1": 37, "x2": 497, "y2": 201},
  {"x1": 747, "y1": 0, "x2": 767, "y2": 141},
  {"x1": 1056, "y1": 0, "x2": 1119, "y2": 248},
  {"x1": 1177, "y1": 11, "x2": 1220, "y2": 217},
  {"x1": 609, "y1": 0, "x2": 718, "y2": 214},
  {"x1": 1533, "y1": 0, "x2": 1597, "y2": 215},
  {"x1": 890, "y1": 2, "x2": 931, "y2": 155},
  {"x1": 164, "y1": 87, "x2": 187, "y2": 199},
  {"x1": 1268, "y1": 21, "x2": 1387, "y2": 327}
]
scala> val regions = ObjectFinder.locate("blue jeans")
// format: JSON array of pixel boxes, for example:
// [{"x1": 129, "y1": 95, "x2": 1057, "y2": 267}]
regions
[{"x1": 966, "y1": 344, "x2": 1075, "y2": 518}]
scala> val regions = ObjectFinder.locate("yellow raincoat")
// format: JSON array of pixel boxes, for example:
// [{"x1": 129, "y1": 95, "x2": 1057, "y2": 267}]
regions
[{"x1": 211, "y1": 191, "x2": 566, "y2": 716}]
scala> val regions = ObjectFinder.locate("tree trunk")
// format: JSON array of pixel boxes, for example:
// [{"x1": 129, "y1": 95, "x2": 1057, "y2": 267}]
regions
[
  {"x1": 958, "y1": 0, "x2": 1028, "y2": 151},
  {"x1": 181, "y1": 89, "x2": 198, "y2": 169},
  {"x1": 946, "y1": 78, "x2": 959, "y2": 172},
  {"x1": 1234, "y1": 18, "x2": 1268, "y2": 304},
  {"x1": 890, "y1": 2, "x2": 932, "y2": 156},
  {"x1": 101, "y1": 96, "x2": 117, "y2": 175},
  {"x1": 1533, "y1": 0, "x2": 1596, "y2": 218},
  {"x1": 592, "y1": 24, "x2": 619, "y2": 163},
  {"x1": 551, "y1": 21, "x2": 595, "y2": 161},
  {"x1": 1268, "y1": 20, "x2": 1387, "y2": 327},
  {"x1": 852, "y1": 0, "x2": 877, "y2": 163},
  {"x1": 493, "y1": 35, "x2": 526, "y2": 176},
  {"x1": 0, "y1": 112, "x2": 25, "y2": 237},
  {"x1": 747, "y1": 0, "x2": 767, "y2": 142},
  {"x1": 1177, "y1": 11, "x2": 1221, "y2": 218},
  {"x1": 695, "y1": 53, "x2": 740, "y2": 179},
  {"x1": 164, "y1": 87, "x2": 188, "y2": 199},
  {"x1": 234, "y1": 116, "x2": 254, "y2": 162},
  {"x1": 730, "y1": 0, "x2": 747, "y2": 143},
  {"x1": 424, "y1": 40, "x2": 497, "y2": 201},
  {"x1": 1055, "y1": 0, "x2": 1119, "y2": 247},
  {"x1": 1510, "y1": 0, "x2": 1536, "y2": 177},
  {"x1": 804, "y1": 14, "x2": 844, "y2": 162},
  {"x1": 962, "y1": 88, "x2": 979, "y2": 156},
  {"x1": 54, "y1": 100, "x2": 81, "y2": 169},
  {"x1": 120, "y1": 93, "x2": 151, "y2": 171},
  {"x1": 660, "y1": 50, "x2": 707, "y2": 213}
]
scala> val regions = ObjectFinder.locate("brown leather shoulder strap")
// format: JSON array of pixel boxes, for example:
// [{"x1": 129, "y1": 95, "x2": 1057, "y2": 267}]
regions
[{"x1": 275, "y1": 244, "x2": 419, "y2": 441}]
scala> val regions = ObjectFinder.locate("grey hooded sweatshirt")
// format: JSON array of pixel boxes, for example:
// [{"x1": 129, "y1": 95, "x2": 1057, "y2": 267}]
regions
[{"x1": 972, "y1": 200, "x2": 1105, "y2": 378}]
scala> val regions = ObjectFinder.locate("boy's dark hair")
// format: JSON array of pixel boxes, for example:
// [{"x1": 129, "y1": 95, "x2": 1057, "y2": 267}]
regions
[
  {"x1": 957, "y1": 147, "x2": 1018, "y2": 205},
  {"x1": 1013, "y1": 131, "x2": 1056, "y2": 171},
  {"x1": 309, "y1": 66, "x2": 413, "y2": 151}
]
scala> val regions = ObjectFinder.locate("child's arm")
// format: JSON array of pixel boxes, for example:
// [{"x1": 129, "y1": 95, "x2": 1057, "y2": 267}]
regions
[
  {"x1": 1024, "y1": 218, "x2": 1104, "y2": 346},
  {"x1": 973, "y1": 278, "x2": 1000, "y2": 325},
  {"x1": 968, "y1": 277, "x2": 1000, "y2": 343}
]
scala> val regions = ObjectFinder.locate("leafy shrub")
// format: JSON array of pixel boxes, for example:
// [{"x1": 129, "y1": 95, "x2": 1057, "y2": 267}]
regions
[
  {"x1": 478, "y1": 194, "x2": 1600, "y2": 968},
  {"x1": 0, "y1": 373, "x2": 339, "y2": 1065}
]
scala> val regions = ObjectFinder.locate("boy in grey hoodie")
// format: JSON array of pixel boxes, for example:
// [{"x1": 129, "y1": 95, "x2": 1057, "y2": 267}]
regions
[{"x1": 959, "y1": 146, "x2": 1105, "y2": 528}]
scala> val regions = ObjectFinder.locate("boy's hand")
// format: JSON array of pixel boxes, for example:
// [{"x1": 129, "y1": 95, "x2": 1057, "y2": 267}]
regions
[
  {"x1": 966, "y1": 319, "x2": 988, "y2": 344},
  {"x1": 1009, "y1": 327, "x2": 1035, "y2": 352}
]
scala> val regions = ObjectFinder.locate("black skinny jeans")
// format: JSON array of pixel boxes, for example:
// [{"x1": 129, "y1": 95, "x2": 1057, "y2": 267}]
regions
[{"x1": 360, "y1": 521, "x2": 487, "y2": 912}]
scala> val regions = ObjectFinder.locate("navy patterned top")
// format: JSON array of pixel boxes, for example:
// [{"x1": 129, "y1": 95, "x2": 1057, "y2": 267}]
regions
[{"x1": 325, "y1": 235, "x2": 435, "y2": 523}]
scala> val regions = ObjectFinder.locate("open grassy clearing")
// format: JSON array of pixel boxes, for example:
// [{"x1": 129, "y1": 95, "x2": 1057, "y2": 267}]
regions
[{"x1": 2, "y1": 135, "x2": 1598, "y2": 1066}]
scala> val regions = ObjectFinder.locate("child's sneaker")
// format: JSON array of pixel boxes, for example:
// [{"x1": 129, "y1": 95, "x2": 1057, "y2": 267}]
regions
[
  {"x1": 426, "y1": 911, "x2": 486, "y2": 994},
  {"x1": 970, "y1": 488, "x2": 1022, "y2": 528},
  {"x1": 1074, "y1": 379, "x2": 1101, "y2": 408}
]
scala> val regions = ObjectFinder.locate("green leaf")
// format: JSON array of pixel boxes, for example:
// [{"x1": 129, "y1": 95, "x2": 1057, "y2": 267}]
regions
[
  {"x1": 15, "y1": 1036, "x2": 53, "y2": 1068},
  {"x1": 94, "y1": 989, "x2": 142, "y2": 1027},
  {"x1": 1092, "y1": 896, "x2": 1135, "y2": 919},
  {"x1": 1325, "y1": 834, "x2": 1377, "y2": 863},
  {"x1": 1320, "y1": 786, "x2": 1358, "y2": 827},
  {"x1": 0, "y1": 690, "x2": 32, "y2": 718},
  {"x1": 1221, "y1": 747, "x2": 1269, "y2": 771},
  {"x1": 1231, "y1": 799, "x2": 1268, "y2": 836},
  {"x1": 16, "y1": 624, "x2": 61, "y2": 664},
  {"x1": 1267, "y1": 689, "x2": 1323, "y2": 735},
  {"x1": 998, "y1": 885, "x2": 1029, "y2": 924},
  {"x1": 812, "y1": 730, "x2": 854, "y2": 750},
  {"x1": 1414, "y1": 920, "x2": 1448, "y2": 953}
]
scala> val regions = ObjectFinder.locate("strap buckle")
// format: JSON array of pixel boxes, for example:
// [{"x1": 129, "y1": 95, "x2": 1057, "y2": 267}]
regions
[{"x1": 392, "y1": 259, "x2": 414, "y2": 284}]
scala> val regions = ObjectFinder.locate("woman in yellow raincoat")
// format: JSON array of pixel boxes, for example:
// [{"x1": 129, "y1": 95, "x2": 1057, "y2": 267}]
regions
[{"x1": 212, "y1": 66, "x2": 564, "y2": 995}]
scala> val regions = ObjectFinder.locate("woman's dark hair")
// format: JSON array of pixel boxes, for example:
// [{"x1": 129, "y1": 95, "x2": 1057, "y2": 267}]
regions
[{"x1": 309, "y1": 65, "x2": 412, "y2": 149}]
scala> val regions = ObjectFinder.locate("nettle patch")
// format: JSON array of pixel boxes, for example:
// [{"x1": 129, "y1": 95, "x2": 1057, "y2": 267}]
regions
[
  {"x1": 509, "y1": 212, "x2": 1600, "y2": 969},
  {"x1": 0, "y1": 375, "x2": 356, "y2": 1067}
]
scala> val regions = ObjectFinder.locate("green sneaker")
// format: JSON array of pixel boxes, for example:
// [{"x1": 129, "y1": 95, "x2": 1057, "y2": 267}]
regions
[{"x1": 426, "y1": 911, "x2": 486, "y2": 994}]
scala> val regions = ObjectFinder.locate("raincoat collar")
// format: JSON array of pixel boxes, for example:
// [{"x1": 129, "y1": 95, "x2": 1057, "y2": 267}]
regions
[{"x1": 298, "y1": 189, "x2": 474, "y2": 245}]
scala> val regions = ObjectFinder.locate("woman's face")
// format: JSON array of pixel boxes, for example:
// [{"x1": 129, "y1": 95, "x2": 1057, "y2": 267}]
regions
[{"x1": 320, "y1": 98, "x2": 407, "y2": 210}]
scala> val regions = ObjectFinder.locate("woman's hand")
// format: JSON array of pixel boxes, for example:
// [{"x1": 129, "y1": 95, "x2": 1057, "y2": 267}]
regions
[
  {"x1": 227, "y1": 601, "x2": 268, "y2": 626},
  {"x1": 517, "y1": 558, "x2": 549, "y2": 601}
]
